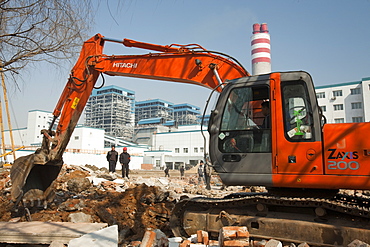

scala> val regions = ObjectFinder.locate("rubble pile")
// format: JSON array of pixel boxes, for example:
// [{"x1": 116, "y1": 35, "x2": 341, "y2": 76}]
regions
[
  {"x1": 0, "y1": 165, "x2": 368, "y2": 246},
  {"x1": 0, "y1": 164, "x2": 250, "y2": 245}
]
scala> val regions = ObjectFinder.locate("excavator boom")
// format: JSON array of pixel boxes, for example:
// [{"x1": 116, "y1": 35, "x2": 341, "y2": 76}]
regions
[{"x1": 10, "y1": 33, "x2": 249, "y2": 206}]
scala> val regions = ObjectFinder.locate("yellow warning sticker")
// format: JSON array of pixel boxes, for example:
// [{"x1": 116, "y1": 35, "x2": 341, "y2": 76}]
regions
[{"x1": 71, "y1": 97, "x2": 80, "y2": 109}]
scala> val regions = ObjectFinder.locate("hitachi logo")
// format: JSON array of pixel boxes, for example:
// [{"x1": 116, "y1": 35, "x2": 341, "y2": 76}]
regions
[{"x1": 113, "y1": 62, "x2": 138, "y2": 68}]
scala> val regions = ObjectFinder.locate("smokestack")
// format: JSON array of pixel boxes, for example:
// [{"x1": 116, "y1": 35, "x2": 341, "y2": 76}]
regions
[{"x1": 251, "y1": 23, "x2": 271, "y2": 75}]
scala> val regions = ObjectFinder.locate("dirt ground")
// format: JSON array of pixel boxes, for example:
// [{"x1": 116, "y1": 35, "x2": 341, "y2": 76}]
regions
[{"x1": 0, "y1": 164, "x2": 248, "y2": 246}]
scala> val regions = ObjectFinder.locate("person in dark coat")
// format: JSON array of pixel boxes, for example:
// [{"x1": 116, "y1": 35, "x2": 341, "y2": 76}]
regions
[
  {"x1": 119, "y1": 147, "x2": 131, "y2": 179},
  {"x1": 198, "y1": 160, "x2": 205, "y2": 184},
  {"x1": 180, "y1": 166, "x2": 185, "y2": 179},
  {"x1": 204, "y1": 162, "x2": 211, "y2": 190},
  {"x1": 164, "y1": 166, "x2": 170, "y2": 177},
  {"x1": 106, "y1": 145, "x2": 118, "y2": 173}
]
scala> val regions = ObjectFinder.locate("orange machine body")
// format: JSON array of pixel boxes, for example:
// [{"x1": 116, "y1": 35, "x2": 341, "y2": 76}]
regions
[
  {"x1": 266, "y1": 73, "x2": 370, "y2": 190},
  {"x1": 271, "y1": 74, "x2": 370, "y2": 190},
  {"x1": 209, "y1": 71, "x2": 370, "y2": 190}
]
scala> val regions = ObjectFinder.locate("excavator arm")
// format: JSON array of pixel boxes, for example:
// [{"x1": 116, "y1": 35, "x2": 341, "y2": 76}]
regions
[{"x1": 10, "y1": 33, "x2": 249, "y2": 207}]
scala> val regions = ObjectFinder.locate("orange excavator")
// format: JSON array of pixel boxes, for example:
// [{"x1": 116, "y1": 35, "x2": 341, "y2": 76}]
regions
[{"x1": 10, "y1": 34, "x2": 370, "y2": 245}]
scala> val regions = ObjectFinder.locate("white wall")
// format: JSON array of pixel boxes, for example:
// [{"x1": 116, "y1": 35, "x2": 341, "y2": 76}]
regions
[
  {"x1": 68, "y1": 126, "x2": 105, "y2": 151},
  {"x1": 147, "y1": 125, "x2": 209, "y2": 167},
  {"x1": 5, "y1": 148, "x2": 144, "y2": 170},
  {"x1": 26, "y1": 110, "x2": 55, "y2": 145},
  {"x1": 154, "y1": 128, "x2": 208, "y2": 155}
]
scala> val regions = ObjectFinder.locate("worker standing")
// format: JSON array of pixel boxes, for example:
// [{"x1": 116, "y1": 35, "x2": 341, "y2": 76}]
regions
[
  {"x1": 198, "y1": 160, "x2": 205, "y2": 185},
  {"x1": 164, "y1": 166, "x2": 170, "y2": 177},
  {"x1": 204, "y1": 162, "x2": 211, "y2": 190},
  {"x1": 180, "y1": 165, "x2": 185, "y2": 179},
  {"x1": 106, "y1": 145, "x2": 118, "y2": 173},
  {"x1": 119, "y1": 147, "x2": 131, "y2": 179}
]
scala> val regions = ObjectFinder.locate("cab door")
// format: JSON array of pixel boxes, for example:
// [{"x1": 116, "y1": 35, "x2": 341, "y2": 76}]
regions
[
  {"x1": 271, "y1": 72, "x2": 323, "y2": 175},
  {"x1": 208, "y1": 75, "x2": 275, "y2": 186}
]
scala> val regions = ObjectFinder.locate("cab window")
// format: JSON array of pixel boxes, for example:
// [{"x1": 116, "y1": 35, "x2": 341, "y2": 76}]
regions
[
  {"x1": 281, "y1": 81, "x2": 314, "y2": 141},
  {"x1": 219, "y1": 86, "x2": 271, "y2": 153}
]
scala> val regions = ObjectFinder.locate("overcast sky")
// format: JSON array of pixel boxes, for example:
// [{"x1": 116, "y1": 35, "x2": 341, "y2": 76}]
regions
[{"x1": 5, "y1": 0, "x2": 370, "y2": 130}]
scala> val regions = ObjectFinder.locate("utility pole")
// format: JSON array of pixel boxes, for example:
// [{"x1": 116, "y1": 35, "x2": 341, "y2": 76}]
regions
[
  {"x1": 0, "y1": 62, "x2": 16, "y2": 160},
  {"x1": 0, "y1": 96, "x2": 6, "y2": 163}
]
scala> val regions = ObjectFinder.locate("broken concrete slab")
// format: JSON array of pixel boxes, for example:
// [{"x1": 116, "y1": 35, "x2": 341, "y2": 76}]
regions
[
  {"x1": 68, "y1": 224, "x2": 118, "y2": 247},
  {"x1": 68, "y1": 212, "x2": 93, "y2": 223},
  {"x1": 0, "y1": 221, "x2": 107, "y2": 244},
  {"x1": 87, "y1": 176, "x2": 108, "y2": 186}
]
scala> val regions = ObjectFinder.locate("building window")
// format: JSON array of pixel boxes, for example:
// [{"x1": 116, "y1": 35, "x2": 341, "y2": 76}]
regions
[
  {"x1": 351, "y1": 102, "x2": 362, "y2": 109},
  {"x1": 352, "y1": 117, "x2": 363, "y2": 123},
  {"x1": 333, "y1": 90, "x2": 342, "y2": 97},
  {"x1": 334, "y1": 118, "x2": 344, "y2": 123},
  {"x1": 316, "y1": 92, "x2": 325, "y2": 98},
  {"x1": 200, "y1": 147, "x2": 204, "y2": 153},
  {"x1": 320, "y1": 105, "x2": 326, "y2": 112},
  {"x1": 175, "y1": 148, "x2": 179, "y2": 153},
  {"x1": 334, "y1": 104, "x2": 343, "y2": 111},
  {"x1": 183, "y1": 148, "x2": 188, "y2": 153},
  {"x1": 74, "y1": 136, "x2": 79, "y2": 140},
  {"x1": 350, "y1": 88, "x2": 361, "y2": 95},
  {"x1": 194, "y1": 147, "x2": 198, "y2": 153}
]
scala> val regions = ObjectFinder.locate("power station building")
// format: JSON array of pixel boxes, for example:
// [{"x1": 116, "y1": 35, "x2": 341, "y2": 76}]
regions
[
  {"x1": 134, "y1": 100, "x2": 201, "y2": 126},
  {"x1": 84, "y1": 85, "x2": 135, "y2": 141},
  {"x1": 135, "y1": 99, "x2": 174, "y2": 125},
  {"x1": 173, "y1": 103, "x2": 200, "y2": 125}
]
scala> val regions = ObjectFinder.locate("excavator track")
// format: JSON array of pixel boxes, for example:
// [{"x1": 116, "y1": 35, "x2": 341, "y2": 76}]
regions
[{"x1": 170, "y1": 192, "x2": 370, "y2": 246}]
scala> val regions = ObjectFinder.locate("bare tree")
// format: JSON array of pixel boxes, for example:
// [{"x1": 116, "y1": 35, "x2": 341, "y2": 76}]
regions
[{"x1": 0, "y1": 0, "x2": 94, "y2": 75}]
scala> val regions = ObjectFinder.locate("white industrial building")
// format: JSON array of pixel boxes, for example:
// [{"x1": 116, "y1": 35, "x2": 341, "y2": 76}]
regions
[
  {"x1": 143, "y1": 125, "x2": 209, "y2": 170},
  {"x1": 315, "y1": 77, "x2": 370, "y2": 123}
]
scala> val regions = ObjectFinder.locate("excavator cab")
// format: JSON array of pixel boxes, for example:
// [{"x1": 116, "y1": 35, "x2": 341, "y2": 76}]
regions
[
  {"x1": 174, "y1": 71, "x2": 370, "y2": 244},
  {"x1": 208, "y1": 71, "x2": 324, "y2": 188}
]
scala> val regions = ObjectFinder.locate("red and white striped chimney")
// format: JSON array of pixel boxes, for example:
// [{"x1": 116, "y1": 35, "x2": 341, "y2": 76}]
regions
[{"x1": 251, "y1": 23, "x2": 271, "y2": 75}]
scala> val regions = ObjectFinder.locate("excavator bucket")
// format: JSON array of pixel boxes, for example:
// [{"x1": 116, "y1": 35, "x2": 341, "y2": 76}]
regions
[{"x1": 10, "y1": 154, "x2": 63, "y2": 208}]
